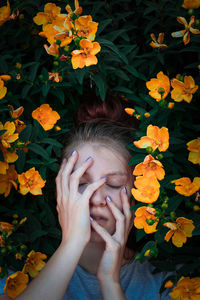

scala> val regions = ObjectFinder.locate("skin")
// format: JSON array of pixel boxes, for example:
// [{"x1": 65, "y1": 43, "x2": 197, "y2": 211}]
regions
[{"x1": 2, "y1": 143, "x2": 134, "y2": 300}]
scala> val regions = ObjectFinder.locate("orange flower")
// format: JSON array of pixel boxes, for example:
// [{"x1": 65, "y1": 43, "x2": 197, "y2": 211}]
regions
[
  {"x1": 71, "y1": 39, "x2": 101, "y2": 69},
  {"x1": 124, "y1": 108, "x2": 135, "y2": 116},
  {"x1": 146, "y1": 71, "x2": 170, "y2": 101},
  {"x1": 75, "y1": 15, "x2": 98, "y2": 41},
  {"x1": 0, "y1": 235, "x2": 4, "y2": 246},
  {"x1": 49, "y1": 72, "x2": 60, "y2": 82},
  {"x1": 164, "y1": 217, "x2": 195, "y2": 247},
  {"x1": 53, "y1": 16, "x2": 73, "y2": 47},
  {"x1": 171, "y1": 75, "x2": 198, "y2": 103},
  {"x1": 169, "y1": 276, "x2": 200, "y2": 300},
  {"x1": 44, "y1": 42, "x2": 59, "y2": 56},
  {"x1": 187, "y1": 137, "x2": 200, "y2": 165},
  {"x1": 8, "y1": 105, "x2": 24, "y2": 119},
  {"x1": 4, "y1": 271, "x2": 28, "y2": 299},
  {"x1": 171, "y1": 16, "x2": 200, "y2": 45},
  {"x1": 133, "y1": 155, "x2": 165, "y2": 180},
  {"x1": 0, "y1": 165, "x2": 18, "y2": 197},
  {"x1": 182, "y1": 0, "x2": 200, "y2": 9},
  {"x1": 0, "y1": 0, "x2": 10, "y2": 27},
  {"x1": 22, "y1": 250, "x2": 47, "y2": 278},
  {"x1": 131, "y1": 175, "x2": 160, "y2": 203},
  {"x1": 18, "y1": 167, "x2": 46, "y2": 195},
  {"x1": 134, "y1": 125, "x2": 169, "y2": 152},
  {"x1": 14, "y1": 119, "x2": 26, "y2": 134},
  {"x1": 0, "y1": 221, "x2": 14, "y2": 236},
  {"x1": 33, "y1": 3, "x2": 61, "y2": 27},
  {"x1": 0, "y1": 78, "x2": 7, "y2": 99},
  {"x1": 164, "y1": 280, "x2": 174, "y2": 288},
  {"x1": 32, "y1": 104, "x2": 60, "y2": 131},
  {"x1": 0, "y1": 161, "x2": 8, "y2": 174},
  {"x1": 1, "y1": 145, "x2": 18, "y2": 163},
  {"x1": 171, "y1": 177, "x2": 200, "y2": 196},
  {"x1": 0, "y1": 121, "x2": 19, "y2": 148},
  {"x1": 149, "y1": 33, "x2": 168, "y2": 49},
  {"x1": 65, "y1": 0, "x2": 82, "y2": 16},
  {"x1": 134, "y1": 206, "x2": 158, "y2": 233},
  {"x1": 0, "y1": 74, "x2": 11, "y2": 81}
]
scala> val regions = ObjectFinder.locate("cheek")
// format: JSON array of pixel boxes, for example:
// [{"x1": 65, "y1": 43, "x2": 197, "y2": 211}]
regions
[{"x1": 108, "y1": 189, "x2": 123, "y2": 210}]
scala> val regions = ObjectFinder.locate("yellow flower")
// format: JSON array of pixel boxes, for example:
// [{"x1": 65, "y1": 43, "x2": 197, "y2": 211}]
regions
[
  {"x1": 187, "y1": 137, "x2": 200, "y2": 165},
  {"x1": 18, "y1": 167, "x2": 46, "y2": 195},
  {"x1": 33, "y1": 3, "x2": 61, "y2": 27},
  {"x1": 14, "y1": 119, "x2": 26, "y2": 134},
  {"x1": 168, "y1": 102, "x2": 174, "y2": 109},
  {"x1": 0, "y1": 0, "x2": 10, "y2": 27},
  {"x1": 22, "y1": 250, "x2": 47, "y2": 278},
  {"x1": 171, "y1": 16, "x2": 200, "y2": 45},
  {"x1": 134, "y1": 206, "x2": 158, "y2": 233},
  {"x1": 134, "y1": 125, "x2": 169, "y2": 152},
  {"x1": 71, "y1": 39, "x2": 101, "y2": 69},
  {"x1": 171, "y1": 177, "x2": 200, "y2": 196},
  {"x1": 133, "y1": 155, "x2": 165, "y2": 180},
  {"x1": 169, "y1": 276, "x2": 200, "y2": 300},
  {"x1": 75, "y1": 15, "x2": 98, "y2": 41},
  {"x1": 171, "y1": 75, "x2": 198, "y2": 103},
  {"x1": 0, "y1": 121, "x2": 19, "y2": 148},
  {"x1": 4, "y1": 271, "x2": 28, "y2": 299},
  {"x1": 149, "y1": 33, "x2": 168, "y2": 49},
  {"x1": 131, "y1": 175, "x2": 160, "y2": 203},
  {"x1": 146, "y1": 71, "x2": 170, "y2": 101},
  {"x1": 8, "y1": 105, "x2": 24, "y2": 119},
  {"x1": 0, "y1": 165, "x2": 18, "y2": 197},
  {"x1": 32, "y1": 104, "x2": 60, "y2": 130},
  {"x1": 0, "y1": 221, "x2": 14, "y2": 236},
  {"x1": 164, "y1": 217, "x2": 195, "y2": 247},
  {"x1": 182, "y1": 0, "x2": 200, "y2": 9}
]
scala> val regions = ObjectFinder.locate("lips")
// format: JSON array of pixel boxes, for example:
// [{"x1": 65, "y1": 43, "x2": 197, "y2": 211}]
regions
[{"x1": 90, "y1": 214, "x2": 107, "y2": 222}]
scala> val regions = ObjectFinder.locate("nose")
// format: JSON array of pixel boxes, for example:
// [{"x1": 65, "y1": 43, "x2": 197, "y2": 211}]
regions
[{"x1": 90, "y1": 185, "x2": 106, "y2": 207}]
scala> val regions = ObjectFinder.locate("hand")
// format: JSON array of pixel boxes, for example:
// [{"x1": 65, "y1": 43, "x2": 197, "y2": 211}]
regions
[
  {"x1": 91, "y1": 187, "x2": 132, "y2": 283},
  {"x1": 56, "y1": 151, "x2": 106, "y2": 247}
]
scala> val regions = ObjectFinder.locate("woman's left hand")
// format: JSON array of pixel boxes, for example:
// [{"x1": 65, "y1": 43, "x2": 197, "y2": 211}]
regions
[{"x1": 90, "y1": 187, "x2": 132, "y2": 284}]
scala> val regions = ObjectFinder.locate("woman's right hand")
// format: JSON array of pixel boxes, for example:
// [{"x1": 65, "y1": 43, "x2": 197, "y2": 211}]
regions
[{"x1": 56, "y1": 150, "x2": 106, "y2": 247}]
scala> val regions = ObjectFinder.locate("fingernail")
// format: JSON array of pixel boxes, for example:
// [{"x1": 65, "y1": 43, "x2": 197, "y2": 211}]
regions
[
  {"x1": 90, "y1": 216, "x2": 94, "y2": 222},
  {"x1": 85, "y1": 156, "x2": 92, "y2": 162},
  {"x1": 71, "y1": 150, "x2": 76, "y2": 156},
  {"x1": 123, "y1": 186, "x2": 127, "y2": 194},
  {"x1": 62, "y1": 158, "x2": 66, "y2": 163},
  {"x1": 106, "y1": 195, "x2": 112, "y2": 202},
  {"x1": 101, "y1": 176, "x2": 107, "y2": 181}
]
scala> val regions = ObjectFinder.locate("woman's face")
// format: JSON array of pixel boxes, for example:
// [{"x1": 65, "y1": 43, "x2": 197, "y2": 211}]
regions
[{"x1": 74, "y1": 143, "x2": 133, "y2": 243}]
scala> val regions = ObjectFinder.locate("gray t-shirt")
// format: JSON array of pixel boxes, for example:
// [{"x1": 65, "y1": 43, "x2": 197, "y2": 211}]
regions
[
  {"x1": 0, "y1": 259, "x2": 171, "y2": 299},
  {"x1": 64, "y1": 259, "x2": 171, "y2": 299}
]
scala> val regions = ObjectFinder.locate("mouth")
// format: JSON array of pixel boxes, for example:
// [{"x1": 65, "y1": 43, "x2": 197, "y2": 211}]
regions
[{"x1": 91, "y1": 215, "x2": 107, "y2": 223}]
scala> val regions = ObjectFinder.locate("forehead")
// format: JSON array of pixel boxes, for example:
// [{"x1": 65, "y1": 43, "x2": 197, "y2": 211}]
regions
[{"x1": 75, "y1": 143, "x2": 129, "y2": 174}]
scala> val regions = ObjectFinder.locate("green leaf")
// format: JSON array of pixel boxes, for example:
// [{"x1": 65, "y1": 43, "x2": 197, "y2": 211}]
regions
[
  {"x1": 128, "y1": 154, "x2": 145, "y2": 165},
  {"x1": 19, "y1": 124, "x2": 32, "y2": 142},
  {"x1": 16, "y1": 150, "x2": 26, "y2": 173},
  {"x1": 40, "y1": 138, "x2": 63, "y2": 148},
  {"x1": 28, "y1": 143, "x2": 50, "y2": 159},
  {"x1": 98, "y1": 38, "x2": 128, "y2": 64},
  {"x1": 29, "y1": 229, "x2": 47, "y2": 242},
  {"x1": 124, "y1": 66, "x2": 147, "y2": 81},
  {"x1": 92, "y1": 74, "x2": 107, "y2": 101},
  {"x1": 42, "y1": 82, "x2": 50, "y2": 97},
  {"x1": 51, "y1": 89, "x2": 65, "y2": 105}
]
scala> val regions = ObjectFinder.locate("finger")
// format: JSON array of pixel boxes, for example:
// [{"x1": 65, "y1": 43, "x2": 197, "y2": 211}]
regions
[
  {"x1": 60, "y1": 151, "x2": 78, "y2": 202},
  {"x1": 120, "y1": 187, "x2": 132, "y2": 232},
  {"x1": 68, "y1": 157, "x2": 94, "y2": 200},
  {"x1": 81, "y1": 177, "x2": 106, "y2": 204},
  {"x1": 106, "y1": 196, "x2": 125, "y2": 244},
  {"x1": 56, "y1": 158, "x2": 68, "y2": 205},
  {"x1": 90, "y1": 219, "x2": 119, "y2": 251}
]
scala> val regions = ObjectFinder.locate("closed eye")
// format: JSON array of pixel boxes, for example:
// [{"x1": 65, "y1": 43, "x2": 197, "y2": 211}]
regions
[{"x1": 107, "y1": 184, "x2": 122, "y2": 189}]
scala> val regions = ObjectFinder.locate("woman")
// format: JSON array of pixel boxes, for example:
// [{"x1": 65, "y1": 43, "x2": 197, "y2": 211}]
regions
[{"x1": 1, "y1": 98, "x2": 171, "y2": 299}]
